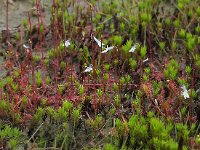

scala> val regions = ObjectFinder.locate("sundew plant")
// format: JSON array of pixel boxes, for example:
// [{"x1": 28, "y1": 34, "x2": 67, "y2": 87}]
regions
[{"x1": 0, "y1": 0, "x2": 200, "y2": 149}]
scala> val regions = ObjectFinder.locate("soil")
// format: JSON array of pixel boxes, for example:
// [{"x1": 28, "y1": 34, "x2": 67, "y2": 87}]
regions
[
  {"x1": 0, "y1": 0, "x2": 52, "y2": 77},
  {"x1": 0, "y1": 0, "x2": 52, "y2": 30}
]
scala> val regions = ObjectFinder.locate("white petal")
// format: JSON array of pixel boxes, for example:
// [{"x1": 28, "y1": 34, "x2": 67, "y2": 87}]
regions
[
  {"x1": 154, "y1": 99, "x2": 158, "y2": 106},
  {"x1": 143, "y1": 58, "x2": 148, "y2": 63},
  {"x1": 101, "y1": 46, "x2": 114, "y2": 53},
  {"x1": 129, "y1": 45, "x2": 136, "y2": 53},
  {"x1": 23, "y1": 44, "x2": 30, "y2": 49},
  {"x1": 64, "y1": 40, "x2": 71, "y2": 47},
  {"x1": 84, "y1": 65, "x2": 93, "y2": 73},
  {"x1": 181, "y1": 85, "x2": 190, "y2": 99},
  {"x1": 94, "y1": 36, "x2": 104, "y2": 47}
]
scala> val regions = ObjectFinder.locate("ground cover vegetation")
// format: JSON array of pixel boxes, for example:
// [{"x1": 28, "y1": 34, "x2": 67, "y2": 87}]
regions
[{"x1": 0, "y1": 0, "x2": 200, "y2": 149}]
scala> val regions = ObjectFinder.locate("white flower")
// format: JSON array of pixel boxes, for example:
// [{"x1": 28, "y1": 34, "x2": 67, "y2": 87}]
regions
[
  {"x1": 64, "y1": 40, "x2": 70, "y2": 47},
  {"x1": 94, "y1": 36, "x2": 105, "y2": 47},
  {"x1": 143, "y1": 58, "x2": 148, "y2": 63},
  {"x1": 129, "y1": 44, "x2": 136, "y2": 53},
  {"x1": 181, "y1": 85, "x2": 190, "y2": 99},
  {"x1": 23, "y1": 44, "x2": 30, "y2": 49},
  {"x1": 101, "y1": 46, "x2": 114, "y2": 54},
  {"x1": 154, "y1": 99, "x2": 158, "y2": 106},
  {"x1": 84, "y1": 64, "x2": 93, "y2": 73}
]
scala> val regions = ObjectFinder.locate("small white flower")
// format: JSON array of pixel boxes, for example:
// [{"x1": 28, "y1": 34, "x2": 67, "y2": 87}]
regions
[
  {"x1": 23, "y1": 44, "x2": 30, "y2": 49},
  {"x1": 181, "y1": 85, "x2": 190, "y2": 99},
  {"x1": 101, "y1": 46, "x2": 114, "y2": 54},
  {"x1": 84, "y1": 64, "x2": 93, "y2": 73},
  {"x1": 129, "y1": 44, "x2": 136, "y2": 53},
  {"x1": 143, "y1": 58, "x2": 149, "y2": 63},
  {"x1": 64, "y1": 40, "x2": 70, "y2": 47},
  {"x1": 154, "y1": 99, "x2": 158, "y2": 106},
  {"x1": 94, "y1": 36, "x2": 105, "y2": 48}
]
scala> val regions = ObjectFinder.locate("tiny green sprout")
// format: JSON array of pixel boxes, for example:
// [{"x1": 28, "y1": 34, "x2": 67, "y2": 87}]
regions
[
  {"x1": 44, "y1": 58, "x2": 49, "y2": 66},
  {"x1": 15, "y1": 32, "x2": 20, "y2": 41},
  {"x1": 96, "y1": 114, "x2": 103, "y2": 127},
  {"x1": 59, "y1": 41, "x2": 65, "y2": 51},
  {"x1": 0, "y1": 100, "x2": 7, "y2": 112},
  {"x1": 181, "y1": 107, "x2": 187, "y2": 115},
  {"x1": 46, "y1": 76, "x2": 51, "y2": 85},
  {"x1": 143, "y1": 75, "x2": 148, "y2": 81},
  {"x1": 103, "y1": 73, "x2": 109, "y2": 82},
  {"x1": 196, "y1": 134, "x2": 200, "y2": 143},
  {"x1": 41, "y1": 98, "x2": 46, "y2": 106},
  {"x1": 58, "y1": 8, "x2": 63, "y2": 18},
  {"x1": 191, "y1": 89, "x2": 197, "y2": 98},
  {"x1": 112, "y1": 35, "x2": 122, "y2": 46},
  {"x1": 110, "y1": 107, "x2": 115, "y2": 116},
  {"x1": 125, "y1": 75, "x2": 131, "y2": 83},
  {"x1": 40, "y1": 24, "x2": 44, "y2": 33},
  {"x1": 11, "y1": 83, "x2": 18, "y2": 92},
  {"x1": 104, "y1": 143, "x2": 115, "y2": 150},
  {"x1": 164, "y1": 59, "x2": 179, "y2": 80},
  {"x1": 188, "y1": 10, "x2": 194, "y2": 18},
  {"x1": 57, "y1": 107, "x2": 67, "y2": 120},
  {"x1": 79, "y1": 85, "x2": 84, "y2": 96},
  {"x1": 186, "y1": 37, "x2": 196, "y2": 51},
  {"x1": 58, "y1": 84, "x2": 65, "y2": 94},
  {"x1": 165, "y1": 18, "x2": 171, "y2": 26},
  {"x1": 110, "y1": 23, "x2": 115, "y2": 32},
  {"x1": 120, "y1": 22, "x2": 125, "y2": 31},
  {"x1": 137, "y1": 90, "x2": 142, "y2": 98},
  {"x1": 72, "y1": 108, "x2": 80, "y2": 123},
  {"x1": 32, "y1": 55, "x2": 40, "y2": 63},
  {"x1": 48, "y1": 48, "x2": 56, "y2": 59},
  {"x1": 9, "y1": 138, "x2": 17, "y2": 149},
  {"x1": 147, "y1": 111, "x2": 154, "y2": 118},
  {"x1": 177, "y1": 1, "x2": 183, "y2": 9},
  {"x1": 140, "y1": 12, "x2": 148, "y2": 22},
  {"x1": 120, "y1": 76, "x2": 126, "y2": 84},
  {"x1": 64, "y1": 10, "x2": 69, "y2": 21},
  {"x1": 197, "y1": 6, "x2": 200, "y2": 17},
  {"x1": 186, "y1": 32, "x2": 193, "y2": 40},
  {"x1": 113, "y1": 83, "x2": 119, "y2": 92},
  {"x1": 23, "y1": 19, "x2": 28, "y2": 28},
  {"x1": 129, "y1": 58, "x2": 137, "y2": 70},
  {"x1": 36, "y1": 71, "x2": 42, "y2": 87},
  {"x1": 14, "y1": 70, "x2": 20, "y2": 78},
  {"x1": 124, "y1": 94, "x2": 130, "y2": 100},
  {"x1": 179, "y1": 29, "x2": 186, "y2": 38},
  {"x1": 96, "y1": 69, "x2": 101, "y2": 76},
  {"x1": 157, "y1": 22, "x2": 162, "y2": 30},
  {"x1": 114, "y1": 59, "x2": 118, "y2": 66},
  {"x1": 46, "y1": 106, "x2": 54, "y2": 116},
  {"x1": 104, "y1": 64, "x2": 110, "y2": 71},
  {"x1": 60, "y1": 61, "x2": 66, "y2": 70},
  {"x1": 159, "y1": 42, "x2": 165, "y2": 50},
  {"x1": 6, "y1": 76, "x2": 13, "y2": 85},
  {"x1": 140, "y1": 46, "x2": 147, "y2": 59},
  {"x1": 114, "y1": 94, "x2": 120, "y2": 106},
  {"x1": 97, "y1": 89, "x2": 103, "y2": 98},
  {"x1": 63, "y1": 100, "x2": 73, "y2": 111},
  {"x1": 144, "y1": 67, "x2": 150, "y2": 75},
  {"x1": 173, "y1": 19, "x2": 180, "y2": 28},
  {"x1": 195, "y1": 26, "x2": 200, "y2": 34},
  {"x1": 185, "y1": 66, "x2": 191, "y2": 74},
  {"x1": 0, "y1": 80, "x2": 4, "y2": 89},
  {"x1": 90, "y1": 119, "x2": 95, "y2": 129},
  {"x1": 122, "y1": 40, "x2": 132, "y2": 54},
  {"x1": 171, "y1": 41, "x2": 177, "y2": 50}
]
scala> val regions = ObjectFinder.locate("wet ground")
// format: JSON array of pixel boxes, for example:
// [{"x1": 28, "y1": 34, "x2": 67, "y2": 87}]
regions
[
  {"x1": 0, "y1": 0, "x2": 52, "y2": 77},
  {"x1": 0, "y1": 0, "x2": 52, "y2": 30}
]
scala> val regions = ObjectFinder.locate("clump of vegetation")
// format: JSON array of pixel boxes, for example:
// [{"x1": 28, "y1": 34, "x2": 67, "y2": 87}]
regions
[{"x1": 0, "y1": 0, "x2": 200, "y2": 149}]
